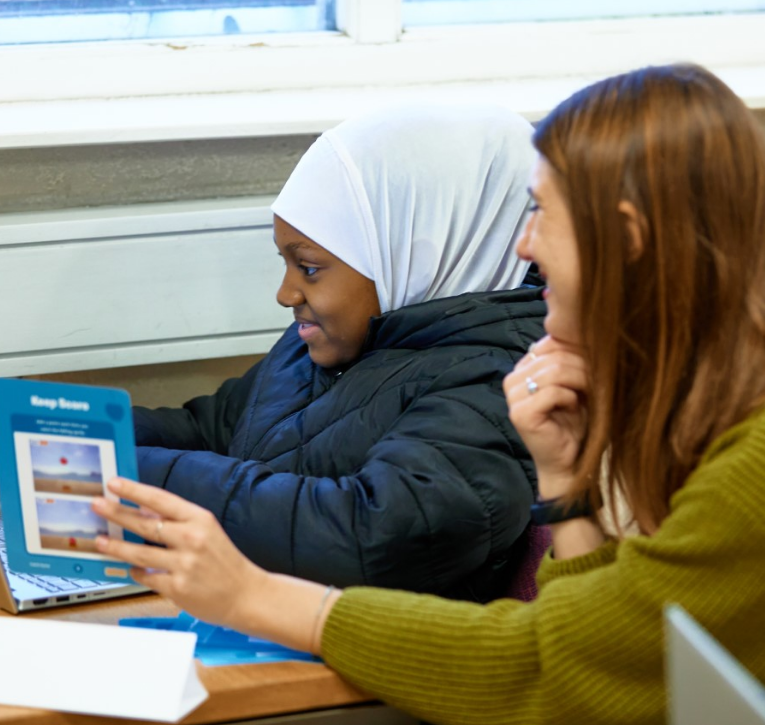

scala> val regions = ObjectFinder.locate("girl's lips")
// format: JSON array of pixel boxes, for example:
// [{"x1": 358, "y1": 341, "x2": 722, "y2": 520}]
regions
[{"x1": 297, "y1": 322, "x2": 321, "y2": 341}]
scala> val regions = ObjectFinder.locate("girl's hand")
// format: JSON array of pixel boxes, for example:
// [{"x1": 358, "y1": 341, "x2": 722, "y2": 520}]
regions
[
  {"x1": 92, "y1": 478, "x2": 265, "y2": 631},
  {"x1": 503, "y1": 335, "x2": 589, "y2": 499}
]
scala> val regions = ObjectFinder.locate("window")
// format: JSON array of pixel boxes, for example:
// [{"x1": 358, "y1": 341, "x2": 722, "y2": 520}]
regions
[
  {"x1": 5, "y1": 0, "x2": 765, "y2": 46},
  {"x1": 0, "y1": 0, "x2": 335, "y2": 45},
  {"x1": 1, "y1": 0, "x2": 763, "y2": 143},
  {"x1": 402, "y1": 0, "x2": 765, "y2": 27}
]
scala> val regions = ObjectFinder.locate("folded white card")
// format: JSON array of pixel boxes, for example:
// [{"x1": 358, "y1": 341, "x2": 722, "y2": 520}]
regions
[{"x1": 0, "y1": 618, "x2": 208, "y2": 722}]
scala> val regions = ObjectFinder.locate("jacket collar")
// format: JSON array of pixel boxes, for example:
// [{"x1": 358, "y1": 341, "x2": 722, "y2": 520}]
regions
[{"x1": 360, "y1": 286, "x2": 545, "y2": 355}]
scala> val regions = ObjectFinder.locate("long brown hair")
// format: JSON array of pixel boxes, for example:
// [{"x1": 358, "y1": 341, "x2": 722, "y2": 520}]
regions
[{"x1": 533, "y1": 64, "x2": 765, "y2": 533}]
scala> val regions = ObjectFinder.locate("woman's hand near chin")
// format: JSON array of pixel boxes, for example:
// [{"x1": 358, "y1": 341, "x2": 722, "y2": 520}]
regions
[
  {"x1": 92, "y1": 479, "x2": 343, "y2": 654},
  {"x1": 504, "y1": 335, "x2": 605, "y2": 559},
  {"x1": 503, "y1": 334, "x2": 588, "y2": 499}
]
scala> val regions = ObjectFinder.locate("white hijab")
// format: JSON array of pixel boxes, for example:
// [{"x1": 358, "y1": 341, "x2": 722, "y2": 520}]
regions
[{"x1": 271, "y1": 102, "x2": 535, "y2": 314}]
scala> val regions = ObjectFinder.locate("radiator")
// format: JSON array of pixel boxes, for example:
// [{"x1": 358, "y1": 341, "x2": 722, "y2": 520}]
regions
[{"x1": 0, "y1": 197, "x2": 292, "y2": 376}]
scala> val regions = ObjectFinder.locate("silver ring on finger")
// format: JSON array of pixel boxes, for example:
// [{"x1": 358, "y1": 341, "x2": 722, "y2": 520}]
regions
[
  {"x1": 525, "y1": 376, "x2": 539, "y2": 396},
  {"x1": 155, "y1": 519, "x2": 164, "y2": 543}
]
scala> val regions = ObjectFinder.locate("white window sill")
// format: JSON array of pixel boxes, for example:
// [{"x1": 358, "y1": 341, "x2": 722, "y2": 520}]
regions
[{"x1": 1, "y1": 14, "x2": 765, "y2": 149}]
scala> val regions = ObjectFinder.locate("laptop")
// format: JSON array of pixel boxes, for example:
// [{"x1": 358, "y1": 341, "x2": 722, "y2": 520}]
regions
[
  {"x1": 665, "y1": 605, "x2": 765, "y2": 725},
  {"x1": 0, "y1": 507, "x2": 147, "y2": 614},
  {"x1": 0, "y1": 377, "x2": 149, "y2": 614}
]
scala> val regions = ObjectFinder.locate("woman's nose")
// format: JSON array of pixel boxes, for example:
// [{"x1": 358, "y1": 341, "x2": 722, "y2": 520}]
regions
[{"x1": 516, "y1": 219, "x2": 534, "y2": 261}]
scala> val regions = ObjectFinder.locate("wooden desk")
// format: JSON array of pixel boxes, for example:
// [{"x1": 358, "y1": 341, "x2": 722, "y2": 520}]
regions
[{"x1": 0, "y1": 593, "x2": 410, "y2": 725}]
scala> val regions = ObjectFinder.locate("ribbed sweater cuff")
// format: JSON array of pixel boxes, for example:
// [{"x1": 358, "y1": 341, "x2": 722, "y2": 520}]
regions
[
  {"x1": 320, "y1": 587, "x2": 537, "y2": 725},
  {"x1": 322, "y1": 587, "x2": 443, "y2": 667},
  {"x1": 536, "y1": 539, "x2": 619, "y2": 588}
]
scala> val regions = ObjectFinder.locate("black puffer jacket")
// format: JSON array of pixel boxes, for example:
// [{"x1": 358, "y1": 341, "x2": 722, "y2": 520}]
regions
[{"x1": 134, "y1": 287, "x2": 546, "y2": 602}]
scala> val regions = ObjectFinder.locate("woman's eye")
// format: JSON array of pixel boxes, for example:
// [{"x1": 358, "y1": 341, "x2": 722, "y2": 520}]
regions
[
  {"x1": 528, "y1": 202, "x2": 540, "y2": 212},
  {"x1": 299, "y1": 265, "x2": 319, "y2": 277}
]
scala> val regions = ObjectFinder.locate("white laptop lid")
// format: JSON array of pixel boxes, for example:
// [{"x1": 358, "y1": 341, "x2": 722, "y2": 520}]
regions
[{"x1": 666, "y1": 605, "x2": 765, "y2": 725}]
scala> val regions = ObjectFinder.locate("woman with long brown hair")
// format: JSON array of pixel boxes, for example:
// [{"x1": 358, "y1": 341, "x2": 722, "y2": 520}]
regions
[{"x1": 93, "y1": 63, "x2": 765, "y2": 724}]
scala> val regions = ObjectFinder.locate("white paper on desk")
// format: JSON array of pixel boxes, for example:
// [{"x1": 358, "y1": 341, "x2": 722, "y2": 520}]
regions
[{"x1": 0, "y1": 617, "x2": 208, "y2": 722}]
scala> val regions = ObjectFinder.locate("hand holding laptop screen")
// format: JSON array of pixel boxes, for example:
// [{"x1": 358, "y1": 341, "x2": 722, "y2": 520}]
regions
[
  {"x1": 92, "y1": 477, "x2": 269, "y2": 635},
  {"x1": 92, "y1": 477, "x2": 340, "y2": 656}
]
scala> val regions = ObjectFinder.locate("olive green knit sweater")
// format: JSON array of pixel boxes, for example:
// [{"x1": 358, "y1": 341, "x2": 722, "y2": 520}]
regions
[{"x1": 321, "y1": 407, "x2": 765, "y2": 725}]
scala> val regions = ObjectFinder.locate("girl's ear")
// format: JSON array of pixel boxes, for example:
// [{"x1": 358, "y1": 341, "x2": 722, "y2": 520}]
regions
[{"x1": 617, "y1": 200, "x2": 646, "y2": 262}]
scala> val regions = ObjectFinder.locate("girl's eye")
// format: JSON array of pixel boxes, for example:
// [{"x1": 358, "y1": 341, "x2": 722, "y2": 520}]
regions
[{"x1": 299, "y1": 265, "x2": 319, "y2": 277}]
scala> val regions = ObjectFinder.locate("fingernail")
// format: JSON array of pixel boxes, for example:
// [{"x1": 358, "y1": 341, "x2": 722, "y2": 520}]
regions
[
  {"x1": 108, "y1": 478, "x2": 122, "y2": 492},
  {"x1": 95, "y1": 535, "x2": 108, "y2": 551},
  {"x1": 92, "y1": 497, "x2": 105, "y2": 512}
]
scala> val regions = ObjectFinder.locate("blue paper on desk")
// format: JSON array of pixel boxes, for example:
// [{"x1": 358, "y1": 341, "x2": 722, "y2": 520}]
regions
[{"x1": 120, "y1": 611, "x2": 321, "y2": 666}]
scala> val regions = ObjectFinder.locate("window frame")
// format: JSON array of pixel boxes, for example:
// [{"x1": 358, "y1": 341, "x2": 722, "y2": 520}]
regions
[{"x1": 1, "y1": 6, "x2": 764, "y2": 148}]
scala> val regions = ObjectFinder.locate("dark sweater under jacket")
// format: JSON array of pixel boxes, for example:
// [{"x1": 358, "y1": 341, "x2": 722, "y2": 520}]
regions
[{"x1": 133, "y1": 287, "x2": 546, "y2": 602}]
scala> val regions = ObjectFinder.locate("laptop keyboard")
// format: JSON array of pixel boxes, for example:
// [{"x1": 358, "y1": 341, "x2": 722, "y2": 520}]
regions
[{"x1": 0, "y1": 518, "x2": 107, "y2": 595}]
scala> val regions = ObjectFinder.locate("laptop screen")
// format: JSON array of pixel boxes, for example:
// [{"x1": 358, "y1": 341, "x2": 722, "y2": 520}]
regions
[{"x1": 665, "y1": 605, "x2": 765, "y2": 725}]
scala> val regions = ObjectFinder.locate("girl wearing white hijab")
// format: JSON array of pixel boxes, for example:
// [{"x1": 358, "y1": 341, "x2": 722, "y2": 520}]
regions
[
  {"x1": 272, "y1": 102, "x2": 532, "y2": 314},
  {"x1": 129, "y1": 102, "x2": 546, "y2": 603}
]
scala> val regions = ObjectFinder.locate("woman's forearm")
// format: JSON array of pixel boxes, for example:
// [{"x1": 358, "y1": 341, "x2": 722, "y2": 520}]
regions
[
  {"x1": 535, "y1": 471, "x2": 607, "y2": 560},
  {"x1": 549, "y1": 517, "x2": 606, "y2": 560},
  {"x1": 230, "y1": 570, "x2": 343, "y2": 654}
]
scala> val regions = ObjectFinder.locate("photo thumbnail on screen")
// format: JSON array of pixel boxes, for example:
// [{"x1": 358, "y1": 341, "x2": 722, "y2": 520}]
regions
[
  {"x1": 30, "y1": 438, "x2": 104, "y2": 496},
  {"x1": 35, "y1": 497, "x2": 109, "y2": 554}
]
